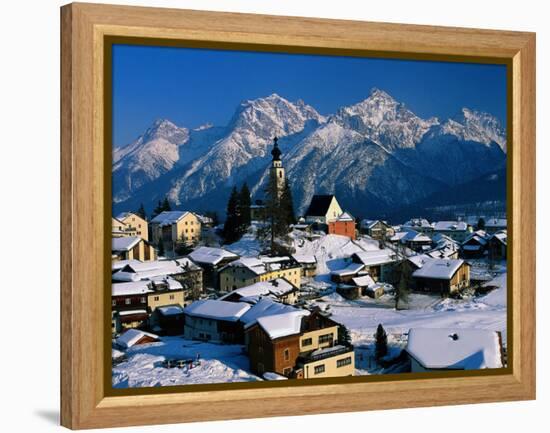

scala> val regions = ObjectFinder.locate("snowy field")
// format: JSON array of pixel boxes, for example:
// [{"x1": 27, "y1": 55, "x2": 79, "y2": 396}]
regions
[{"x1": 112, "y1": 338, "x2": 260, "y2": 388}]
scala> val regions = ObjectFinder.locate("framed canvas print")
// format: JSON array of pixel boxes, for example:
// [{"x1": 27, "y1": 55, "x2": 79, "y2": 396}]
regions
[{"x1": 60, "y1": 2, "x2": 536, "y2": 429}]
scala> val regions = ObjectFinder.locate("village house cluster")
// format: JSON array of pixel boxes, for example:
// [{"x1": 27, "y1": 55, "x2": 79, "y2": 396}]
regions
[{"x1": 111, "y1": 138, "x2": 507, "y2": 381}]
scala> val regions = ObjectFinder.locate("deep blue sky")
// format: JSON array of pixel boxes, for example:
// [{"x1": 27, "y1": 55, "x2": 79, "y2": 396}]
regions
[{"x1": 113, "y1": 44, "x2": 507, "y2": 147}]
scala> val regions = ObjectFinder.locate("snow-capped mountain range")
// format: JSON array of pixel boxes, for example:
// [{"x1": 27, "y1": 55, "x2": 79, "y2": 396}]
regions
[{"x1": 112, "y1": 89, "x2": 506, "y2": 219}]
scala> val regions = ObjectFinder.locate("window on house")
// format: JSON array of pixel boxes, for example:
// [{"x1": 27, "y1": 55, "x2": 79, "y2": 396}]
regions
[
  {"x1": 318, "y1": 333, "x2": 333, "y2": 344},
  {"x1": 125, "y1": 299, "x2": 131, "y2": 305},
  {"x1": 112, "y1": 300, "x2": 116, "y2": 307},
  {"x1": 140, "y1": 297, "x2": 146, "y2": 303},
  {"x1": 337, "y1": 357, "x2": 352, "y2": 368},
  {"x1": 314, "y1": 364, "x2": 325, "y2": 375},
  {"x1": 284, "y1": 348, "x2": 290, "y2": 361},
  {"x1": 169, "y1": 295, "x2": 175, "y2": 300},
  {"x1": 302, "y1": 338, "x2": 312, "y2": 347},
  {"x1": 154, "y1": 296, "x2": 159, "y2": 301},
  {"x1": 283, "y1": 367, "x2": 292, "y2": 376}
]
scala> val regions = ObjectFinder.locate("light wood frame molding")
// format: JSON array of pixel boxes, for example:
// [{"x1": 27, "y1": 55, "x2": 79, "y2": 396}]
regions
[{"x1": 61, "y1": 2, "x2": 536, "y2": 429}]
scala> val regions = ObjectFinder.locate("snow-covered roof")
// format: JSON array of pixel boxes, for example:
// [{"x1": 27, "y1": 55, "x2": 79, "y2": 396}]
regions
[
  {"x1": 292, "y1": 254, "x2": 317, "y2": 264},
  {"x1": 112, "y1": 281, "x2": 152, "y2": 296},
  {"x1": 115, "y1": 329, "x2": 159, "y2": 349},
  {"x1": 462, "y1": 230, "x2": 489, "y2": 246},
  {"x1": 352, "y1": 274, "x2": 375, "y2": 287},
  {"x1": 223, "y1": 256, "x2": 297, "y2": 276},
  {"x1": 188, "y1": 246, "x2": 238, "y2": 265},
  {"x1": 331, "y1": 262, "x2": 365, "y2": 276},
  {"x1": 353, "y1": 249, "x2": 396, "y2": 266},
  {"x1": 112, "y1": 236, "x2": 143, "y2": 252},
  {"x1": 116, "y1": 212, "x2": 139, "y2": 221},
  {"x1": 220, "y1": 278, "x2": 297, "y2": 301},
  {"x1": 336, "y1": 211, "x2": 354, "y2": 222},
  {"x1": 150, "y1": 211, "x2": 191, "y2": 226},
  {"x1": 433, "y1": 221, "x2": 469, "y2": 231},
  {"x1": 485, "y1": 218, "x2": 507, "y2": 228},
  {"x1": 408, "y1": 254, "x2": 433, "y2": 269},
  {"x1": 491, "y1": 231, "x2": 507, "y2": 245},
  {"x1": 256, "y1": 310, "x2": 310, "y2": 339},
  {"x1": 392, "y1": 229, "x2": 432, "y2": 243},
  {"x1": 157, "y1": 304, "x2": 184, "y2": 316},
  {"x1": 406, "y1": 328, "x2": 503, "y2": 370},
  {"x1": 412, "y1": 258, "x2": 466, "y2": 280},
  {"x1": 174, "y1": 257, "x2": 202, "y2": 271},
  {"x1": 183, "y1": 300, "x2": 251, "y2": 322},
  {"x1": 112, "y1": 260, "x2": 191, "y2": 282},
  {"x1": 117, "y1": 309, "x2": 147, "y2": 317},
  {"x1": 112, "y1": 259, "x2": 142, "y2": 272},
  {"x1": 241, "y1": 297, "x2": 299, "y2": 327},
  {"x1": 402, "y1": 218, "x2": 431, "y2": 229}
]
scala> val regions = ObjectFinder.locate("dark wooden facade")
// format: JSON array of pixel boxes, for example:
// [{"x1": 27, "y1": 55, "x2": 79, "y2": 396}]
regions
[{"x1": 247, "y1": 326, "x2": 300, "y2": 377}]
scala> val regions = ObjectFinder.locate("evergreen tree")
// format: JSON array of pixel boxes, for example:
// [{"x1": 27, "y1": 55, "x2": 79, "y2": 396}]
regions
[
  {"x1": 157, "y1": 240, "x2": 164, "y2": 257},
  {"x1": 280, "y1": 181, "x2": 296, "y2": 226},
  {"x1": 393, "y1": 260, "x2": 412, "y2": 310},
  {"x1": 152, "y1": 200, "x2": 163, "y2": 218},
  {"x1": 374, "y1": 323, "x2": 388, "y2": 361},
  {"x1": 338, "y1": 324, "x2": 352, "y2": 346},
  {"x1": 136, "y1": 203, "x2": 147, "y2": 220},
  {"x1": 238, "y1": 183, "x2": 252, "y2": 234},
  {"x1": 223, "y1": 187, "x2": 240, "y2": 244},
  {"x1": 257, "y1": 171, "x2": 289, "y2": 251},
  {"x1": 477, "y1": 217, "x2": 486, "y2": 230},
  {"x1": 162, "y1": 197, "x2": 172, "y2": 212}
]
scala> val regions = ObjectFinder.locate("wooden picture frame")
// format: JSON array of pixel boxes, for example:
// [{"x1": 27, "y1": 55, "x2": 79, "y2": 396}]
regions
[{"x1": 60, "y1": 2, "x2": 536, "y2": 429}]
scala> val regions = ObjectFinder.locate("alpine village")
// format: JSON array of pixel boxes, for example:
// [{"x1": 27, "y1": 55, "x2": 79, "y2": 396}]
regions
[{"x1": 111, "y1": 138, "x2": 508, "y2": 387}]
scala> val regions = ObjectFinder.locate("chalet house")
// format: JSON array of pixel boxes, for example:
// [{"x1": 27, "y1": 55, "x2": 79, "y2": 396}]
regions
[
  {"x1": 330, "y1": 263, "x2": 365, "y2": 284},
  {"x1": 391, "y1": 229, "x2": 433, "y2": 252},
  {"x1": 115, "y1": 329, "x2": 160, "y2": 350},
  {"x1": 218, "y1": 256, "x2": 302, "y2": 293},
  {"x1": 245, "y1": 310, "x2": 354, "y2": 378},
  {"x1": 112, "y1": 236, "x2": 156, "y2": 262},
  {"x1": 183, "y1": 300, "x2": 251, "y2": 343},
  {"x1": 360, "y1": 219, "x2": 395, "y2": 240},
  {"x1": 155, "y1": 305, "x2": 185, "y2": 335},
  {"x1": 427, "y1": 234, "x2": 460, "y2": 259},
  {"x1": 433, "y1": 221, "x2": 473, "y2": 243},
  {"x1": 112, "y1": 259, "x2": 203, "y2": 300},
  {"x1": 150, "y1": 211, "x2": 202, "y2": 249},
  {"x1": 292, "y1": 254, "x2": 317, "y2": 277},
  {"x1": 336, "y1": 283, "x2": 362, "y2": 300},
  {"x1": 111, "y1": 276, "x2": 187, "y2": 333},
  {"x1": 112, "y1": 281, "x2": 151, "y2": 330},
  {"x1": 220, "y1": 278, "x2": 299, "y2": 305},
  {"x1": 405, "y1": 328, "x2": 504, "y2": 372},
  {"x1": 402, "y1": 218, "x2": 433, "y2": 234},
  {"x1": 116, "y1": 212, "x2": 149, "y2": 241},
  {"x1": 304, "y1": 195, "x2": 343, "y2": 224},
  {"x1": 412, "y1": 258, "x2": 471, "y2": 296},
  {"x1": 188, "y1": 246, "x2": 239, "y2": 290},
  {"x1": 461, "y1": 230, "x2": 490, "y2": 259},
  {"x1": 112, "y1": 217, "x2": 137, "y2": 238},
  {"x1": 328, "y1": 211, "x2": 356, "y2": 239},
  {"x1": 351, "y1": 249, "x2": 397, "y2": 282},
  {"x1": 488, "y1": 230, "x2": 507, "y2": 261},
  {"x1": 484, "y1": 218, "x2": 507, "y2": 234},
  {"x1": 352, "y1": 275, "x2": 384, "y2": 298}
]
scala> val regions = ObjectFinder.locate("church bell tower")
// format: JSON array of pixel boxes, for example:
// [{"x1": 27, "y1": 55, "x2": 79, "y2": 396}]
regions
[{"x1": 270, "y1": 136, "x2": 285, "y2": 197}]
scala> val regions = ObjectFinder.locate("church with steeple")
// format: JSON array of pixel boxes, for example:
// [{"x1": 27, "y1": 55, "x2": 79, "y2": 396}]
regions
[
  {"x1": 250, "y1": 137, "x2": 287, "y2": 221},
  {"x1": 270, "y1": 136, "x2": 286, "y2": 198}
]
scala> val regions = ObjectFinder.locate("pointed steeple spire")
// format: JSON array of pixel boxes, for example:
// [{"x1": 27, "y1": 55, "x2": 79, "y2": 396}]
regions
[{"x1": 271, "y1": 136, "x2": 281, "y2": 161}]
